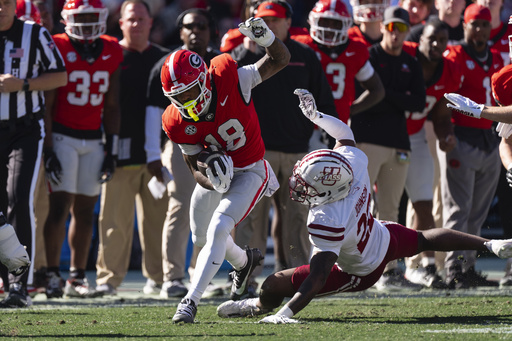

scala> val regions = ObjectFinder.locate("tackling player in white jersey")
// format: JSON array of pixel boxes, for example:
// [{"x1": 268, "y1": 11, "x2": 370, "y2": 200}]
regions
[{"x1": 216, "y1": 88, "x2": 512, "y2": 324}]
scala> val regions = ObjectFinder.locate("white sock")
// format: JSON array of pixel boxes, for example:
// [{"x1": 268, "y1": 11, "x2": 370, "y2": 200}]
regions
[
  {"x1": 186, "y1": 213, "x2": 235, "y2": 304},
  {"x1": 225, "y1": 235, "x2": 247, "y2": 270}
]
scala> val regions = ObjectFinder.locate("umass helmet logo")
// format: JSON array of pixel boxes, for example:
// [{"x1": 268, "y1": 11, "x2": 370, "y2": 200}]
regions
[
  {"x1": 320, "y1": 167, "x2": 342, "y2": 185},
  {"x1": 189, "y1": 54, "x2": 202, "y2": 68}
]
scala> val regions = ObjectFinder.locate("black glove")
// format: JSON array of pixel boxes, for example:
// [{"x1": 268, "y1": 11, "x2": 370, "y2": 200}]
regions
[
  {"x1": 99, "y1": 134, "x2": 118, "y2": 183},
  {"x1": 507, "y1": 168, "x2": 512, "y2": 188},
  {"x1": 43, "y1": 147, "x2": 62, "y2": 185}
]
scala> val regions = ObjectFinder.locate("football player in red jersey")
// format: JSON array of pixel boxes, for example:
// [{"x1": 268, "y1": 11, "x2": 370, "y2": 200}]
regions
[
  {"x1": 161, "y1": 17, "x2": 290, "y2": 323},
  {"x1": 445, "y1": 64, "x2": 512, "y2": 288},
  {"x1": 216, "y1": 88, "x2": 512, "y2": 324},
  {"x1": 293, "y1": 0, "x2": 384, "y2": 123},
  {"x1": 439, "y1": 3, "x2": 503, "y2": 289},
  {"x1": 42, "y1": 0, "x2": 122, "y2": 299},
  {"x1": 401, "y1": 17, "x2": 462, "y2": 288}
]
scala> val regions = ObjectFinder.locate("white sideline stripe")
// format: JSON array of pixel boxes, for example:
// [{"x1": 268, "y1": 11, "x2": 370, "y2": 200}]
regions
[{"x1": 424, "y1": 326, "x2": 512, "y2": 334}]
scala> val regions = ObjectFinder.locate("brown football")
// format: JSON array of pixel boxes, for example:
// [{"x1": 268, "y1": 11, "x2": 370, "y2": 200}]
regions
[{"x1": 196, "y1": 145, "x2": 227, "y2": 177}]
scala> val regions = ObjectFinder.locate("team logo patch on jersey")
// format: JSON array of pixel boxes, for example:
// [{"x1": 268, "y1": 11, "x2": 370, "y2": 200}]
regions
[
  {"x1": 47, "y1": 41, "x2": 55, "y2": 50},
  {"x1": 185, "y1": 125, "x2": 197, "y2": 135},
  {"x1": 401, "y1": 63, "x2": 410, "y2": 73},
  {"x1": 189, "y1": 54, "x2": 202, "y2": 68},
  {"x1": 466, "y1": 60, "x2": 475, "y2": 70},
  {"x1": 205, "y1": 113, "x2": 214, "y2": 121},
  {"x1": 66, "y1": 51, "x2": 77, "y2": 63}
]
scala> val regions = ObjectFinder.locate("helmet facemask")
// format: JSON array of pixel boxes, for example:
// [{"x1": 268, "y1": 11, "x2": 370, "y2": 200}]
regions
[
  {"x1": 289, "y1": 150, "x2": 354, "y2": 207},
  {"x1": 309, "y1": 13, "x2": 352, "y2": 46},
  {"x1": 62, "y1": 6, "x2": 108, "y2": 42}
]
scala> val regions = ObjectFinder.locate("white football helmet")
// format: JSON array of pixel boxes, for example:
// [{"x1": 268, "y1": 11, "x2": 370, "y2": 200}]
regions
[
  {"x1": 61, "y1": 0, "x2": 108, "y2": 42},
  {"x1": 308, "y1": 0, "x2": 353, "y2": 46},
  {"x1": 350, "y1": 0, "x2": 389, "y2": 23},
  {"x1": 289, "y1": 149, "x2": 353, "y2": 206}
]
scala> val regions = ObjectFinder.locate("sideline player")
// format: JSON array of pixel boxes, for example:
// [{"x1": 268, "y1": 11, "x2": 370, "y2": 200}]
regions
[
  {"x1": 293, "y1": 0, "x2": 384, "y2": 124},
  {"x1": 161, "y1": 17, "x2": 290, "y2": 323},
  {"x1": 43, "y1": 0, "x2": 122, "y2": 298},
  {"x1": 216, "y1": 88, "x2": 512, "y2": 323}
]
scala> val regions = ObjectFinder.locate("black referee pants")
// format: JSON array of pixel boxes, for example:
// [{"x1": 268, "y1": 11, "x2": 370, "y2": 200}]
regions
[{"x1": 0, "y1": 118, "x2": 43, "y2": 289}]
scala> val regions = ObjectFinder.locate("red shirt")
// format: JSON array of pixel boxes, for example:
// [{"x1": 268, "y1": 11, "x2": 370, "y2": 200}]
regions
[
  {"x1": 162, "y1": 54, "x2": 265, "y2": 168},
  {"x1": 403, "y1": 42, "x2": 464, "y2": 135},
  {"x1": 293, "y1": 34, "x2": 370, "y2": 123},
  {"x1": 52, "y1": 34, "x2": 123, "y2": 130}
]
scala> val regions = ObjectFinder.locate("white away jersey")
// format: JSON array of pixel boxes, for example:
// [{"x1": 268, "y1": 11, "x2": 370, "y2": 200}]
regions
[{"x1": 307, "y1": 146, "x2": 390, "y2": 276}]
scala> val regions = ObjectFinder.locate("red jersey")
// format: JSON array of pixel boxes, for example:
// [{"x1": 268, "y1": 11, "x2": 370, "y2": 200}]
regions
[
  {"x1": 403, "y1": 42, "x2": 464, "y2": 135},
  {"x1": 293, "y1": 34, "x2": 370, "y2": 123},
  {"x1": 52, "y1": 34, "x2": 123, "y2": 130},
  {"x1": 444, "y1": 45, "x2": 503, "y2": 129},
  {"x1": 489, "y1": 22, "x2": 512, "y2": 65},
  {"x1": 348, "y1": 26, "x2": 371, "y2": 48},
  {"x1": 162, "y1": 54, "x2": 265, "y2": 168}
]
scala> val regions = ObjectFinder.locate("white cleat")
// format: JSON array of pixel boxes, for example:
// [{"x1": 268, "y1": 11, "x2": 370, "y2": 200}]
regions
[
  {"x1": 217, "y1": 298, "x2": 269, "y2": 318},
  {"x1": 485, "y1": 239, "x2": 512, "y2": 259}
]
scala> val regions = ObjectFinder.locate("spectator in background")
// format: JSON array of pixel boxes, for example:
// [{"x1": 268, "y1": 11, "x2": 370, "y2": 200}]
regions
[
  {"x1": 398, "y1": 0, "x2": 434, "y2": 27},
  {"x1": 145, "y1": 7, "x2": 222, "y2": 299},
  {"x1": 401, "y1": 17, "x2": 461, "y2": 288},
  {"x1": 232, "y1": 1, "x2": 338, "y2": 286},
  {"x1": 406, "y1": 0, "x2": 466, "y2": 43},
  {"x1": 350, "y1": 6, "x2": 426, "y2": 291},
  {"x1": 440, "y1": 3, "x2": 502, "y2": 289},
  {"x1": 94, "y1": 0, "x2": 169, "y2": 297},
  {"x1": 476, "y1": 0, "x2": 512, "y2": 66},
  {"x1": 43, "y1": 0, "x2": 122, "y2": 299},
  {"x1": 0, "y1": 0, "x2": 67, "y2": 307}
]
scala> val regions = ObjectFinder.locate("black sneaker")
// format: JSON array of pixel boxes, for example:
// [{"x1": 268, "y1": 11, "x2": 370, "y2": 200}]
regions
[
  {"x1": 230, "y1": 248, "x2": 263, "y2": 300},
  {"x1": 172, "y1": 298, "x2": 197, "y2": 323},
  {"x1": 1, "y1": 283, "x2": 32, "y2": 308},
  {"x1": 425, "y1": 265, "x2": 449, "y2": 289},
  {"x1": 446, "y1": 265, "x2": 469, "y2": 289},
  {"x1": 464, "y1": 266, "x2": 499, "y2": 287}
]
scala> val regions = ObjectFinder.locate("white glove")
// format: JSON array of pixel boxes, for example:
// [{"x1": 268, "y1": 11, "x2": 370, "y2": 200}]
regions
[
  {"x1": 206, "y1": 154, "x2": 234, "y2": 194},
  {"x1": 0, "y1": 222, "x2": 31, "y2": 275},
  {"x1": 294, "y1": 88, "x2": 320, "y2": 121},
  {"x1": 444, "y1": 93, "x2": 484, "y2": 119},
  {"x1": 259, "y1": 314, "x2": 300, "y2": 324},
  {"x1": 484, "y1": 239, "x2": 512, "y2": 259},
  {"x1": 238, "y1": 17, "x2": 275, "y2": 47},
  {"x1": 496, "y1": 122, "x2": 512, "y2": 139}
]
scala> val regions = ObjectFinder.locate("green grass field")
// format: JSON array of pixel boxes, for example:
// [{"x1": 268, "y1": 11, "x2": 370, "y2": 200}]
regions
[{"x1": 2, "y1": 293, "x2": 512, "y2": 340}]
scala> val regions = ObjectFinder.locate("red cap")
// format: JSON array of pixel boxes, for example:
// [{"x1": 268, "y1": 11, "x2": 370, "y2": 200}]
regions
[
  {"x1": 255, "y1": 1, "x2": 288, "y2": 19},
  {"x1": 492, "y1": 65, "x2": 512, "y2": 106},
  {"x1": 464, "y1": 4, "x2": 491, "y2": 24}
]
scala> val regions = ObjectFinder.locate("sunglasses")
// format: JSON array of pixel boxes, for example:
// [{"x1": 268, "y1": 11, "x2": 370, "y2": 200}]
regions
[
  {"x1": 385, "y1": 22, "x2": 409, "y2": 33},
  {"x1": 182, "y1": 22, "x2": 208, "y2": 31}
]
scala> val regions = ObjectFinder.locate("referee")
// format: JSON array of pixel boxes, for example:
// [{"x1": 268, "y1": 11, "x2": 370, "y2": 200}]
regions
[{"x1": 0, "y1": 0, "x2": 67, "y2": 308}]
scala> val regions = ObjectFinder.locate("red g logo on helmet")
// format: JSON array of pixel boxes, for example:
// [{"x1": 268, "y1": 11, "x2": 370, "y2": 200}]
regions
[
  {"x1": 309, "y1": 0, "x2": 352, "y2": 46},
  {"x1": 161, "y1": 50, "x2": 212, "y2": 121}
]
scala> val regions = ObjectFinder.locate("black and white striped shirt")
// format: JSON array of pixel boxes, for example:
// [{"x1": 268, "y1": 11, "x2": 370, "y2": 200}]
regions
[{"x1": 0, "y1": 18, "x2": 66, "y2": 121}]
